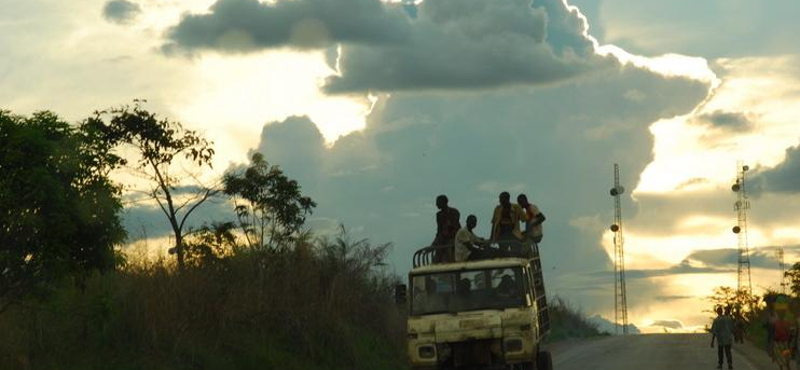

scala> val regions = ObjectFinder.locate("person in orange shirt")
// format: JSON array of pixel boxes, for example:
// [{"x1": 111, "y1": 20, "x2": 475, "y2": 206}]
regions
[{"x1": 491, "y1": 192, "x2": 525, "y2": 255}]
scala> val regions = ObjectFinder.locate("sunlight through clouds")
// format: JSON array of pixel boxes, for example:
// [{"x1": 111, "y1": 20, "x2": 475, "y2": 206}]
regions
[
  {"x1": 173, "y1": 50, "x2": 371, "y2": 167},
  {"x1": 636, "y1": 56, "x2": 800, "y2": 195}
]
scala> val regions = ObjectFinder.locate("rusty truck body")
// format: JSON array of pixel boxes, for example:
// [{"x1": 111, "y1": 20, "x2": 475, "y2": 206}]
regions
[{"x1": 402, "y1": 243, "x2": 552, "y2": 370}]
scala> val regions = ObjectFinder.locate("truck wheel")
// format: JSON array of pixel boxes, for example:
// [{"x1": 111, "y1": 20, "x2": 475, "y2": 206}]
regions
[{"x1": 536, "y1": 351, "x2": 553, "y2": 370}]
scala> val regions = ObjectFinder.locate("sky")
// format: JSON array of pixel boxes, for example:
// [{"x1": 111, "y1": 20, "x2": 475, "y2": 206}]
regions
[{"x1": 3, "y1": 0, "x2": 800, "y2": 333}]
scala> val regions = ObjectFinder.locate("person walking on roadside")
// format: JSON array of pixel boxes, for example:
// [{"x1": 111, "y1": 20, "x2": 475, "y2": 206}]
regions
[
  {"x1": 732, "y1": 306, "x2": 746, "y2": 344},
  {"x1": 491, "y1": 192, "x2": 526, "y2": 255},
  {"x1": 517, "y1": 193, "x2": 546, "y2": 245},
  {"x1": 774, "y1": 310, "x2": 794, "y2": 370},
  {"x1": 767, "y1": 307, "x2": 779, "y2": 361},
  {"x1": 711, "y1": 305, "x2": 734, "y2": 369},
  {"x1": 431, "y1": 194, "x2": 461, "y2": 263}
]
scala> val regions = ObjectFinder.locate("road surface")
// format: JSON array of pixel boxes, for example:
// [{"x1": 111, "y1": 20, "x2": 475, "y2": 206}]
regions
[{"x1": 550, "y1": 334, "x2": 777, "y2": 370}]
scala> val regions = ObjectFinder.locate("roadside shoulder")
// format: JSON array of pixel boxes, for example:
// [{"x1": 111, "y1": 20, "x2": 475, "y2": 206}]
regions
[{"x1": 733, "y1": 339, "x2": 776, "y2": 370}]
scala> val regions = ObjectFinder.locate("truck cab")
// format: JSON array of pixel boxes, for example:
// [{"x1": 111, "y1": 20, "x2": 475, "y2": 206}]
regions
[{"x1": 402, "y1": 244, "x2": 552, "y2": 370}]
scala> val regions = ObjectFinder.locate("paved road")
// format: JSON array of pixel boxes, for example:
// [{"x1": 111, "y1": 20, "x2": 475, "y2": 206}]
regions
[{"x1": 550, "y1": 334, "x2": 776, "y2": 370}]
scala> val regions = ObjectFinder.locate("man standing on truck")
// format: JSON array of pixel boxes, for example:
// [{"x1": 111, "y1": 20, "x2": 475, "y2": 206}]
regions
[
  {"x1": 454, "y1": 214, "x2": 491, "y2": 262},
  {"x1": 517, "y1": 194, "x2": 545, "y2": 245},
  {"x1": 432, "y1": 194, "x2": 461, "y2": 263},
  {"x1": 491, "y1": 192, "x2": 525, "y2": 255},
  {"x1": 711, "y1": 305, "x2": 734, "y2": 369}
]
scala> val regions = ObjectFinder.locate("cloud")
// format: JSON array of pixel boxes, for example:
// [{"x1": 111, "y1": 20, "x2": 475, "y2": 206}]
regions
[
  {"x1": 164, "y1": 0, "x2": 618, "y2": 92},
  {"x1": 650, "y1": 319, "x2": 683, "y2": 329},
  {"x1": 682, "y1": 246, "x2": 800, "y2": 270},
  {"x1": 163, "y1": 0, "x2": 411, "y2": 52},
  {"x1": 327, "y1": 0, "x2": 615, "y2": 92},
  {"x1": 102, "y1": 0, "x2": 141, "y2": 24},
  {"x1": 654, "y1": 295, "x2": 694, "y2": 302},
  {"x1": 250, "y1": 62, "x2": 709, "y2": 289},
  {"x1": 588, "y1": 261, "x2": 733, "y2": 280},
  {"x1": 693, "y1": 111, "x2": 753, "y2": 132},
  {"x1": 587, "y1": 315, "x2": 641, "y2": 335},
  {"x1": 594, "y1": 0, "x2": 800, "y2": 58},
  {"x1": 753, "y1": 144, "x2": 800, "y2": 194},
  {"x1": 121, "y1": 196, "x2": 237, "y2": 244}
]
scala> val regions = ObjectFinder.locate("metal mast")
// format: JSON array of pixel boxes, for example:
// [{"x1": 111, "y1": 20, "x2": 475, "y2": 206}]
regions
[
  {"x1": 778, "y1": 248, "x2": 786, "y2": 293},
  {"x1": 610, "y1": 163, "x2": 629, "y2": 334},
  {"x1": 731, "y1": 162, "x2": 753, "y2": 298}
]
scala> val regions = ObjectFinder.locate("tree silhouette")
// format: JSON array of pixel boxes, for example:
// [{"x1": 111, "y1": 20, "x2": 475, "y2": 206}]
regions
[
  {"x1": 705, "y1": 286, "x2": 759, "y2": 319},
  {"x1": 785, "y1": 262, "x2": 800, "y2": 298},
  {"x1": 223, "y1": 153, "x2": 316, "y2": 250},
  {"x1": 0, "y1": 110, "x2": 125, "y2": 308},
  {"x1": 86, "y1": 102, "x2": 217, "y2": 268}
]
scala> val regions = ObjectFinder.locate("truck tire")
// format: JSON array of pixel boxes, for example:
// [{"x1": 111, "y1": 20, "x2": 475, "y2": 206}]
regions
[{"x1": 536, "y1": 351, "x2": 553, "y2": 370}]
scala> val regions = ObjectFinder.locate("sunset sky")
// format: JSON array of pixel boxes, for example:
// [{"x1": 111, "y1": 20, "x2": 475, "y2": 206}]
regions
[{"x1": 3, "y1": 0, "x2": 799, "y2": 332}]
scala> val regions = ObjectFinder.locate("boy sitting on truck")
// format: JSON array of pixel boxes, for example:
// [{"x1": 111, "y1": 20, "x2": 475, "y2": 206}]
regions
[{"x1": 454, "y1": 215, "x2": 494, "y2": 262}]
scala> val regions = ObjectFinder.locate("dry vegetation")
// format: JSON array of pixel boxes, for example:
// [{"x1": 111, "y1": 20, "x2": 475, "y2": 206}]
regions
[{"x1": 0, "y1": 231, "x2": 407, "y2": 370}]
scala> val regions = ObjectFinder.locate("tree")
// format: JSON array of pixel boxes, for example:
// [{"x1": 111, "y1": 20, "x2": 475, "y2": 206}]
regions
[
  {"x1": 183, "y1": 221, "x2": 238, "y2": 267},
  {"x1": 86, "y1": 102, "x2": 217, "y2": 268},
  {"x1": 223, "y1": 153, "x2": 316, "y2": 250},
  {"x1": 786, "y1": 262, "x2": 800, "y2": 298},
  {"x1": 706, "y1": 286, "x2": 760, "y2": 319},
  {"x1": 0, "y1": 110, "x2": 125, "y2": 308}
]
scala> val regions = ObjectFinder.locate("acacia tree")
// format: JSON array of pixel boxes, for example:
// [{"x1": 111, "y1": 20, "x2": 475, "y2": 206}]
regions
[
  {"x1": 86, "y1": 102, "x2": 217, "y2": 268},
  {"x1": 0, "y1": 110, "x2": 125, "y2": 309},
  {"x1": 223, "y1": 153, "x2": 316, "y2": 250}
]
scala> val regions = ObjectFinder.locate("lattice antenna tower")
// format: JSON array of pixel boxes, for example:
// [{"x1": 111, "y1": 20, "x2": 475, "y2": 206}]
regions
[
  {"x1": 609, "y1": 163, "x2": 629, "y2": 335},
  {"x1": 778, "y1": 248, "x2": 786, "y2": 293},
  {"x1": 731, "y1": 161, "x2": 753, "y2": 299}
]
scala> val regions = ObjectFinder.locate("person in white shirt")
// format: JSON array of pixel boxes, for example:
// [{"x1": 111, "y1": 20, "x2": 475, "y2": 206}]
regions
[{"x1": 454, "y1": 215, "x2": 490, "y2": 262}]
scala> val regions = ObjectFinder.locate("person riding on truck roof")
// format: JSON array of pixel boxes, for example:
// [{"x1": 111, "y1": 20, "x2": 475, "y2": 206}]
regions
[
  {"x1": 491, "y1": 192, "x2": 526, "y2": 254},
  {"x1": 431, "y1": 194, "x2": 460, "y2": 263},
  {"x1": 518, "y1": 193, "x2": 546, "y2": 245},
  {"x1": 454, "y1": 214, "x2": 493, "y2": 262}
]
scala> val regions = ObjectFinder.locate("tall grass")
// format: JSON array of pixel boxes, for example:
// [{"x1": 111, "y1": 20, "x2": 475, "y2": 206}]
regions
[
  {"x1": 0, "y1": 231, "x2": 407, "y2": 370},
  {"x1": 546, "y1": 297, "x2": 603, "y2": 342}
]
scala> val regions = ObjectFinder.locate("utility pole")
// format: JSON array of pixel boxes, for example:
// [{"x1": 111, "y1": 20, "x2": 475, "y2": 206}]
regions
[
  {"x1": 778, "y1": 247, "x2": 786, "y2": 293},
  {"x1": 731, "y1": 162, "x2": 753, "y2": 299},
  {"x1": 610, "y1": 163, "x2": 629, "y2": 334}
]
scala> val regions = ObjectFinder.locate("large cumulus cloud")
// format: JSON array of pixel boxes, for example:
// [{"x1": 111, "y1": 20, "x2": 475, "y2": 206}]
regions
[
  {"x1": 163, "y1": 0, "x2": 411, "y2": 52},
  {"x1": 754, "y1": 144, "x2": 800, "y2": 194},
  {"x1": 164, "y1": 0, "x2": 617, "y2": 92},
  {"x1": 251, "y1": 63, "x2": 709, "y2": 299},
  {"x1": 326, "y1": 0, "x2": 612, "y2": 92}
]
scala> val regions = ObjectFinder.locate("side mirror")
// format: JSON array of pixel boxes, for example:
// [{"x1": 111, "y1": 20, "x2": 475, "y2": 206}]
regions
[{"x1": 395, "y1": 284, "x2": 407, "y2": 304}]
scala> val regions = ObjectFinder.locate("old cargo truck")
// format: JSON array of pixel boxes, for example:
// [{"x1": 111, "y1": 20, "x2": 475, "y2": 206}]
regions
[{"x1": 398, "y1": 243, "x2": 552, "y2": 370}]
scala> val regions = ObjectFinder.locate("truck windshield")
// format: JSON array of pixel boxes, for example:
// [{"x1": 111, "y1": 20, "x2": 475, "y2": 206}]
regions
[{"x1": 410, "y1": 267, "x2": 526, "y2": 316}]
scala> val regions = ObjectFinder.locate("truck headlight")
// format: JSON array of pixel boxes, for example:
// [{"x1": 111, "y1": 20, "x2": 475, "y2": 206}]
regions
[
  {"x1": 418, "y1": 345, "x2": 436, "y2": 359},
  {"x1": 505, "y1": 338, "x2": 523, "y2": 353}
]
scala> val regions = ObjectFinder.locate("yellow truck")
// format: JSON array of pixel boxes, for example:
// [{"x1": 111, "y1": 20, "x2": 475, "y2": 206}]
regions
[{"x1": 398, "y1": 244, "x2": 552, "y2": 370}]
